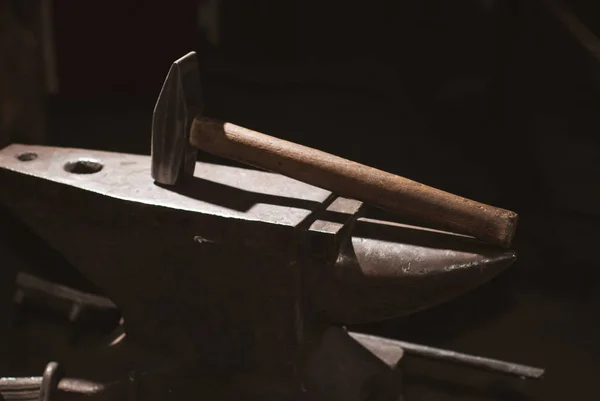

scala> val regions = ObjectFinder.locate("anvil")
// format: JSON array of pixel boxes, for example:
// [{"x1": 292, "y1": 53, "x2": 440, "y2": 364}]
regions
[{"x1": 0, "y1": 144, "x2": 518, "y2": 400}]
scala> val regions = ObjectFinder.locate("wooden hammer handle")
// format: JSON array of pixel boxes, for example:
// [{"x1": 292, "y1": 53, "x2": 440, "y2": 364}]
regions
[{"x1": 190, "y1": 117, "x2": 518, "y2": 248}]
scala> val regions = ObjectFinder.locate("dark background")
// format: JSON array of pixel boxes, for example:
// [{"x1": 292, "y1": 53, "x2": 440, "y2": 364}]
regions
[{"x1": 2, "y1": 0, "x2": 600, "y2": 399}]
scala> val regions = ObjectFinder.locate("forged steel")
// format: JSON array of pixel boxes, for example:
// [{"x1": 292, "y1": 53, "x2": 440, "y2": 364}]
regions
[{"x1": 0, "y1": 144, "x2": 523, "y2": 400}]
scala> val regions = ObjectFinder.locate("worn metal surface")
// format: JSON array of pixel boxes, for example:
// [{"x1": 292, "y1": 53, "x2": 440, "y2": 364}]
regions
[
  {"x1": 0, "y1": 365, "x2": 112, "y2": 401},
  {"x1": 0, "y1": 376, "x2": 43, "y2": 401},
  {"x1": 0, "y1": 144, "x2": 519, "y2": 398},
  {"x1": 14, "y1": 272, "x2": 117, "y2": 322},
  {"x1": 0, "y1": 144, "x2": 332, "y2": 379},
  {"x1": 0, "y1": 329, "x2": 405, "y2": 401},
  {"x1": 305, "y1": 197, "x2": 365, "y2": 263},
  {"x1": 310, "y1": 218, "x2": 517, "y2": 322},
  {"x1": 0, "y1": 362, "x2": 63, "y2": 401},
  {"x1": 39, "y1": 363, "x2": 62, "y2": 401},
  {"x1": 349, "y1": 333, "x2": 544, "y2": 380},
  {"x1": 10, "y1": 272, "x2": 544, "y2": 383},
  {"x1": 151, "y1": 52, "x2": 201, "y2": 186},
  {"x1": 0, "y1": 331, "x2": 544, "y2": 401}
]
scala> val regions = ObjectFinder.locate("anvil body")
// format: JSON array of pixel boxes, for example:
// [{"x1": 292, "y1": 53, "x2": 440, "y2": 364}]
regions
[{"x1": 0, "y1": 144, "x2": 515, "y2": 395}]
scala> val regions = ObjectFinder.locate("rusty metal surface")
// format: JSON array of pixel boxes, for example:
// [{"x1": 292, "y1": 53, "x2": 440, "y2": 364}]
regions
[{"x1": 0, "y1": 144, "x2": 522, "y2": 399}]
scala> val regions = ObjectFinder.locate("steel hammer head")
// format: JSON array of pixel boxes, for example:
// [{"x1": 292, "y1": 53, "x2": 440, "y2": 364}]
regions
[{"x1": 151, "y1": 52, "x2": 202, "y2": 185}]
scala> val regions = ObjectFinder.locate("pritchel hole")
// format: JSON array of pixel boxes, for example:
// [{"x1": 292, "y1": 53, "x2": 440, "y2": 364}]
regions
[
  {"x1": 16, "y1": 152, "x2": 38, "y2": 162},
  {"x1": 64, "y1": 160, "x2": 103, "y2": 174}
]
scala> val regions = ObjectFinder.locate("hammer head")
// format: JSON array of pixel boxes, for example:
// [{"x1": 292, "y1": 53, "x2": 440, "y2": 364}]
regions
[{"x1": 151, "y1": 51, "x2": 203, "y2": 185}]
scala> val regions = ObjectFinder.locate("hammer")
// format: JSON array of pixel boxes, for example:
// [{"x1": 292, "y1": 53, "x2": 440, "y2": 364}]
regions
[{"x1": 151, "y1": 52, "x2": 518, "y2": 248}]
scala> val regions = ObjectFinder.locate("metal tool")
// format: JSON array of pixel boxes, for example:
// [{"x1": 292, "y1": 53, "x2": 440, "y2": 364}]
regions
[
  {"x1": 0, "y1": 362, "x2": 62, "y2": 401},
  {"x1": 0, "y1": 332, "x2": 543, "y2": 401},
  {"x1": 151, "y1": 51, "x2": 518, "y2": 248},
  {"x1": 0, "y1": 334, "x2": 401, "y2": 401},
  {"x1": 14, "y1": 272, "x2": 118, "y2": 322},
  {"x1": 349, "y1": 333, "x2": 544, "y2": 380},
  {"x1": 0, "y1": 326, "x2": 542, "y2": 401},
  {"x1": 0, "y1": 362, "x2": 119, "y2": 401},
  {"x1": 0, "y1": 144, "x2": 526, "y2": 399}
]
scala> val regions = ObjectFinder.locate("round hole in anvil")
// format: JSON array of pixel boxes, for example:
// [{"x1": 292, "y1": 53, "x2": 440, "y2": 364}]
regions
[
  {"x1": 64, "y1": 160, "x2": 104, "y2": 174},
  {"x1": 16, "y1": 152, "x2": 38, "y2": 162}
]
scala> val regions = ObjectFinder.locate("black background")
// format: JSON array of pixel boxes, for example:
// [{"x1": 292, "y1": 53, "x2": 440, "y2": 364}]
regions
[{"x1": 2, "y1": 0, "x2": 600, "y2": 399}]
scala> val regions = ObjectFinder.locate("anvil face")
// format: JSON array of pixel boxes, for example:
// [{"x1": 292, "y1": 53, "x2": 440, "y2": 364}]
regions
[{"x1": 0, "y1": 144, "x2": 515, "y2": 377}]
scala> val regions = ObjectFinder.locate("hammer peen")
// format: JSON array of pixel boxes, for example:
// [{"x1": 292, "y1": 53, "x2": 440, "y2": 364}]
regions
[{"x1": 152, "y1": 52, "x2": 518, "y2": 248}]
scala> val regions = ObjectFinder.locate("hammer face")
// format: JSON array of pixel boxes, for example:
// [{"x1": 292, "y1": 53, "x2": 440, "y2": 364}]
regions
[{"x1": 151, "y1": 52, "x2": 202, "y2": 185}]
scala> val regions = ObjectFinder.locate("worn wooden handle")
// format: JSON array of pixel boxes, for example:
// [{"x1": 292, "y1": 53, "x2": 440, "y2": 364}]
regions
[{"x1": 190, "y1": 117, "x2": 518, "y2": 248}]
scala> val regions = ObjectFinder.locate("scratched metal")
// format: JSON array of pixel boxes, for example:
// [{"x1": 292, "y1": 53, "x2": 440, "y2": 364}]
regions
[
  {"x1": 349, "y1": 333, "x2": 544, "y2": 380},
  {"x1": 0, "y1": 144, "x2": 331, "y2": 227},
  {"x1": 310, "y1": 217, "x2": 516, "y2": 322},
  {"x1": 151, "y1": 52, "x2": 202, "y2": 186},
  {"x1": 0, "y1": 144, "x2": 516, "y2": 381},
  {"x1": 0, "y1": 144, "x2": 332, "y2": 377},
  {"x1": 0, "y1": 377, "x2": 111, "y2": 401}
]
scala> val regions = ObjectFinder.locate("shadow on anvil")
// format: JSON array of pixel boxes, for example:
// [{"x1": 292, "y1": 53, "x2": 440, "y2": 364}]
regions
[
  {"x1": 156, "y1": 175, "x2": 322, "y2": 213},
  {"x1": 159, "y1": 175, "x2": 514, "y2": 256}
]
